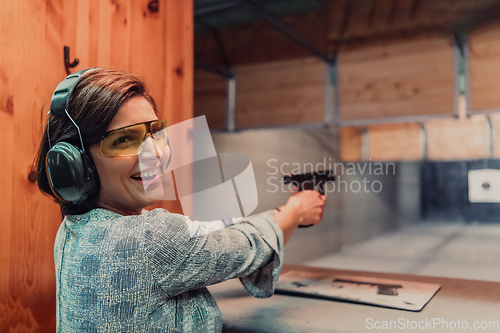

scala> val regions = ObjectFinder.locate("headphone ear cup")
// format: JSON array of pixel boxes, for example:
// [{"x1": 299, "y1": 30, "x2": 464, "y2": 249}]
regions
[{"x1": 45, "y1": 142, "x2": 99, "y2": 204}]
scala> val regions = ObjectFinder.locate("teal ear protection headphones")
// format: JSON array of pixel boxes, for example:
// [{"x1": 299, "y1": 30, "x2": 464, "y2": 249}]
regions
[{"x1": 45, "y1": 69, "x2": 99, "y2": 204}]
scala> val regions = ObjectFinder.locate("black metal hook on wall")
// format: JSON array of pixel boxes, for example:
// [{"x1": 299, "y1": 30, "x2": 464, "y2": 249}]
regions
[
  {"x1": 148, "y1": 0, "x2": 159, "y2": 13},
  {"x1": 64, "y1": 46, "x2": 79, "y2": 75}
]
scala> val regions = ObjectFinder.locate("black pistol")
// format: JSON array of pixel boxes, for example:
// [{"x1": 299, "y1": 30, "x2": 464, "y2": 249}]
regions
[{"x1": 283, "y1": 170, "x2": 335, "y2": 228}]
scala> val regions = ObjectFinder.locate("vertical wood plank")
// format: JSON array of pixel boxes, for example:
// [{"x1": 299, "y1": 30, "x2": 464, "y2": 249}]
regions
[
  {"x1": 62, "y1": 0, "x2": 78, "y2": 73},
  {"x1": 180, "y1": 0, "x2": 194, "y2": 216},
  {"x1": 0, "y1": 37, "x2": 15, "y2": 332},
  {"x1": 110, "y1": 0, "x2": 131, "y2": 71},
  {"x1": 88, "y1": 0, "x2": 100, "y2": 66},
  {"x1": 8, "y1": 0, "x2": 47, "y2": 307},
  {"x1": 163, "y1": 0, "x2": 192, "y2": 126},
  {"x1": 0, "y1": 3, "x2": 15, "y2": 318},
  {"x1": 10, "y1": 0, "x2": 46, "y2": 314},
  {"x1": 0, "y1": 111, "x2": 13, "y2": 291},
  {"x1": 97, "y1": 0, "x2": 113, "y2": 67},
  {"x1": 45, "y1": 0, "x2": 67, "y2": 85},
  {"x1": 128, "y1": 0, "x2": 165, "y2": 107},
  {"x1": 39, "y1": 2, "x2": 69, "y2": 331},
  {"x1": 75, "y1": 0, "x2": 91, "y2": 69},
  {"x1": 156, "y1": 0, "x2": 193, "y2": 214},
  {"x1": 182, "y1": 0, "x2": 194, "y2": 125}
]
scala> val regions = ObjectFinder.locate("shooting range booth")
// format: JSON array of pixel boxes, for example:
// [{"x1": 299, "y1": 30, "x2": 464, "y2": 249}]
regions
[{"x1": 195, "y1": 0, "x2": 500, "y2": 331}]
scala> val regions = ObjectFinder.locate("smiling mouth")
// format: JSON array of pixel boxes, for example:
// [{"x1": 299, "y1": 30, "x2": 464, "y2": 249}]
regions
[{"x1": 131, "y1": 168, "x2": 160, "y2": 181}]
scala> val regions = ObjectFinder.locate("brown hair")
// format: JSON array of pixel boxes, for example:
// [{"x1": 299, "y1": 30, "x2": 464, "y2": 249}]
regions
[{"x1": 34, "y1": 68, "x2": 157, "y2": 215}]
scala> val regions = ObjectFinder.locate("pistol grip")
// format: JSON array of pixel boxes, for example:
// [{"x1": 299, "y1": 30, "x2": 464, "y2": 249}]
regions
[{"x1": 297, "y1": 181, "x2": 324, "y2": 228}]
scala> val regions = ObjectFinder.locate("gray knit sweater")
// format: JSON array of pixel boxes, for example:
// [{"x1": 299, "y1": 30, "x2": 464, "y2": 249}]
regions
[{"x1": 54, "y1": 208, "x2": 284, "y2": 332}]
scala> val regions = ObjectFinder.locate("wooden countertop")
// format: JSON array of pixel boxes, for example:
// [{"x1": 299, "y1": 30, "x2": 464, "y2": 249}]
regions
[{"x1": 208, "y1": 265, "x2": 500, "y2": 333}]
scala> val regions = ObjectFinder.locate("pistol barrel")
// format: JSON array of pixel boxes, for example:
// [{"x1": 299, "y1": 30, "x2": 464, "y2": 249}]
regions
[{"x1": 283, "y1": 170, "x2": 335, "y2": 195}]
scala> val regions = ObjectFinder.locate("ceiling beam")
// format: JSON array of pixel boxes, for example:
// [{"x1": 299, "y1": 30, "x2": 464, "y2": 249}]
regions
[
  {"x1": 195, "y1": 17, "x2": 233, "y2": 69},
  {"x1": 194, "y1": 0, "x2": 263, "y2": 17},
  {"x1": 454, "y1": 0, "x2": 500, "y2": 33},
  {"x1": 194, "y1": 1, "x2": 238, "y2": 16},
  {"x1": 234, "y1": 0, "x2": 335, "y2": 65},
  {"x1": 194, "y1": 59, "x2": 233, "y2": 79}
]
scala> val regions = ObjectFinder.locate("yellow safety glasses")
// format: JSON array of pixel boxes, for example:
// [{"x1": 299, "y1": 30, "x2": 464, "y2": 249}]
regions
[{"x1": 100, "y1": 119, "x2": 168, "y2": 157}]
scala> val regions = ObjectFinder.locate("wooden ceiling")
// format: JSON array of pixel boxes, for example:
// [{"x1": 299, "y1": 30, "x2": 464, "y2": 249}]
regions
[
  {"x1": 194, "y1": 0, "x2": 324, "y2": 31},
  {"x1": 195, "y1": 0, "x2": 500, "y2": 67}
]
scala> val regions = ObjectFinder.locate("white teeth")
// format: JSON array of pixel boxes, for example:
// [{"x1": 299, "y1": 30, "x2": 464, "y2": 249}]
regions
[{"x1": 141, "y1": 169, "x2": 159, "y2": 178}]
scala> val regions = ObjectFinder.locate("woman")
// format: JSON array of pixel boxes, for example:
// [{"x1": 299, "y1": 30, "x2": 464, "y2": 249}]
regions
[{"x1": 35, "y1": 68, "x2": 326, "y2": 332}]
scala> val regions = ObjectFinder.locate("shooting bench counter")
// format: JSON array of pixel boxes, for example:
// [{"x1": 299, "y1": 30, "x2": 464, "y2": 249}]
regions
[{"x1": 207, "y1": 265, "x2": 500, "y2": 333}]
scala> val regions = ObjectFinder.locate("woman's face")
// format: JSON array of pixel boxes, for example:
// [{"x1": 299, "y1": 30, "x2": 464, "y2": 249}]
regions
[{"x1": 89, "y1": 95, "x2": 169, "y2": 215}]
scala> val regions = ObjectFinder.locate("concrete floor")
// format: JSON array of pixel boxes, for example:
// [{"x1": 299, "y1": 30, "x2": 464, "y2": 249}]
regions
[{"x1": 305, "y1": 222, "x2": 500, "y2": 282}]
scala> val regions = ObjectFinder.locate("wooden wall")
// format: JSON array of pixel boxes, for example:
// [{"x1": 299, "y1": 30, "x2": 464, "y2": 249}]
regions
[
  {"x1": 339, "y1": 23, "x2": 500, "y2": 162},
  {"x1": 236, "y1": 57, "x2": 325, "y2": 128},
  {"x1": 469, "y1": 24, "x2": 500, "y2": 113},
  {"x1": 195, "y1": 7, "x2": 328, "y2": 67},
  {"x1": 338, "y1": 36, "x2": 455, "y2": 121},
  {"x1": 194, "y1": 27, "x2": 500, "y2": 162},
  {"x1": 194, "y1": 57, "x2": 327, "y2": 130},
  {"x1": 194, "y1": 69, "x2": 227, "y2": 130},
  {"x1": 340, "y1": 127, "x2": 363, "y2": 161},
  {"x1": 368, "y1": 123, "x2": 423, "y2": 161},
  {"x1": 325, "y1": 0, "x2": 499, "y2": 47},
  {"x1": 192, "y1": 0, "x2": 500, "y2": 162},
  {"x1": 193, "y1": 0, "x2": 500, "y2": 162},
  {"x1": 340, "y1": 94, "x2": 494, "y2": 161},
  {"x1": 0, "y1": 0, "x2": 193, "y2": 332},
  {"x1": 194, "y1": 0, "x2": 499, "y2": 68},
  {"x1": 425, "y1": 114, "x2": 490, "y2": 160}
]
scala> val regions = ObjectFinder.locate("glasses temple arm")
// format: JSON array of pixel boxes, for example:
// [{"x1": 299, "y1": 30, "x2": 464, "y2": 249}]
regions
[{"x1": 64, "y1": 109, "x2": 86, "y2": 154}]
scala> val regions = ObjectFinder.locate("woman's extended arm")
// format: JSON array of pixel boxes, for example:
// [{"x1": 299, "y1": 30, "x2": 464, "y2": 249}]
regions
[
  {"x1": 177, "y1": 190, "x2": 327, "y2": 240},
  {"x1": 143, "y1": 190, "x2": 326, "y2": 297}
]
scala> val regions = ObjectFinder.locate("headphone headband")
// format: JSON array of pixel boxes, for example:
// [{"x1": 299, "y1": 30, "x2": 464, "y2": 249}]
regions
[{"x1": 50, "y1": 68, "x2": 94, "y2": 116}]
